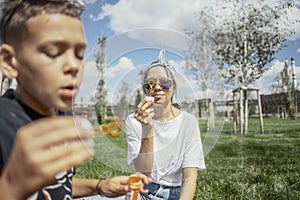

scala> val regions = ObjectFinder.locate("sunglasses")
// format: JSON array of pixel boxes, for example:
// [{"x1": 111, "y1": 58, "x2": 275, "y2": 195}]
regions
[
  {"x1": 0, "y1": 0, "x2": 86, "y2": 42},
  {"x1": 143, "y1": 78, "x2": 173, "y2": 93}
]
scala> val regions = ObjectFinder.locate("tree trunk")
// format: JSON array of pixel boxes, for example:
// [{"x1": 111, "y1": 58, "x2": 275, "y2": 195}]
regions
[
  {"x1": 244, "y1": 90, "x2": 248, "y2": 134},
  {"x1": 206, "y1": 99, "x2": 209, "y2": 131},
  {"x1": 240, "y1": 90, "x2": 244, "y2": 134},
  {"x1": 208, "y1": 101, "x2": 215, "y2": 130},
  {"x1": 257, "y1": 90, "x2": 264, "y2": 134},
  {"x1": 233, "y1": 92, "x2": 237, "y2": 134}
]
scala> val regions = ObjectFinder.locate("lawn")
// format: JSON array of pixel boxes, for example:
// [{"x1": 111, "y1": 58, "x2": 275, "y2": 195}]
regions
[{"x1": 76, "y1": 117, "x2": 300, "y2": 199}]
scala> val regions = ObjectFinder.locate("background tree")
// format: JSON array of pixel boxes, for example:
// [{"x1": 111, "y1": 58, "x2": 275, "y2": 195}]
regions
[
  {"x1": 135, "y1": 69, "x2": 144, "y2": 107},
  {"x1": 269, "y1": 59, "x2": 293, "y2": 118},
  {"x1": 115, "y1": 82, "x2": 130, "y2": 120},
  {"x1": 95, "y1": 37, "x2": 107, "y2": 125},
  {"x1": 189, "y1": 0, "x2": 296, "y2": 133},
  {"x1": 185, "y1": 11, "x2": 221, "y2": 130},
  {"x1": 269, "y1": 59, "x2": 291, "y2": 94},
  {"x1": 213, "y1": 0, "x2": 294, "y2": 86}
]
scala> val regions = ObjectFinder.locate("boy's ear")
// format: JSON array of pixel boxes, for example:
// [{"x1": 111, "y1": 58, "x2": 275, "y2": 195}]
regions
[{"x1": 0, "y1": 44, "x2": 18, "y2": 78}]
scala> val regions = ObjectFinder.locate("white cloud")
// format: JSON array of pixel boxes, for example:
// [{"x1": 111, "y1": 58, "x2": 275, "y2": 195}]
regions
[
  {"x1": 104, "y1": 56, "x2": 135, "y2": 79},
  {"x1": 125, "y1": 28, "x2": 192, "y2": 51},
  {"x1": 89, "y1": 14, "x2": 101, "y2": 22},
  {"x1": 98, "y1": 0, "x2": 217, "y2": 34},
  {"x1": 91, "y1": 0, "x2": 300, "y2": 42}
]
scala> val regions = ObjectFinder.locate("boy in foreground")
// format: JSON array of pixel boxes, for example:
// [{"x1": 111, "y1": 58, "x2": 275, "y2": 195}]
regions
[{"x1": 0, "y1": 0, "x2": 150, "y2": 199}]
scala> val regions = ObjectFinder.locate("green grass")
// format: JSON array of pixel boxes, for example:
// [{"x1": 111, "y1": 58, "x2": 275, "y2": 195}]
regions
[{"x1": 76, "y1": 117, "x2": 300, "y2": 199}]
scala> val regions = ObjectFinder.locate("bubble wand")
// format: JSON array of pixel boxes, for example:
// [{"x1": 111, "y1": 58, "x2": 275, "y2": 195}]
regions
[
  {"x1": 144, "y1": 80, "x2": 155, "y2": 102},
  {"x1": 125, "y1": 174, "x2": 142, "y2": 200}
]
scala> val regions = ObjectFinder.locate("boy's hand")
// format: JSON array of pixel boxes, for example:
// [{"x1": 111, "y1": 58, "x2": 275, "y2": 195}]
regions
[
  {"x1": 97, "y1": 173, "x2": 152, "y2": 197},
  {"x1": 0, "y1": 117, "x2": 94, "y2": 199}
]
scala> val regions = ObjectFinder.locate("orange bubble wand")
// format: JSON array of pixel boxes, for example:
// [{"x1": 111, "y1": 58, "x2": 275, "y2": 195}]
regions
[
  {"x1": 126, "y1": 174, "x2": 142, "y2": 200},
  {"x1": 93, "y1": 118, "x2": 123, "y2": 137},
  {"x1": 148, "y1": 79, "x2": 155, "y2": 97},
  {"x1": 144, "y1": 80, "x2": 155, "y2": 102}
]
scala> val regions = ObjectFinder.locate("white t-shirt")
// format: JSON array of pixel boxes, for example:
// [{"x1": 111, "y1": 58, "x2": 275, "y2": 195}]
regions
[{"x1": 126, "y1": 111, "x2": 205, "y2": 187}]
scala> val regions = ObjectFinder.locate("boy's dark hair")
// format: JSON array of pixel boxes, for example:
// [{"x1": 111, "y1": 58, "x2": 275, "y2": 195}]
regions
[{"x1": 0, "y1": 0, "x2": 86, "y2": 45}]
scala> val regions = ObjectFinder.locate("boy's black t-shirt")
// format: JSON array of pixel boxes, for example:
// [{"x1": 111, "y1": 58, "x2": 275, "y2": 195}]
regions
[{"x1": 0, "y1": 89, "x2": 74, "y2": 200}]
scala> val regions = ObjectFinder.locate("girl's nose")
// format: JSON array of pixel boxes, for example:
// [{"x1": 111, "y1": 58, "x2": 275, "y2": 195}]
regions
[{"x1": 153, "y1": 81, "x2": 162, "y2": 91}]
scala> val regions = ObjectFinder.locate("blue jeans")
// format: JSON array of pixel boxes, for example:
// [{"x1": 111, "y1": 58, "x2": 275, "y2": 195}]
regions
[{"x1": 140, "y1": 182, "x2": 181, "y2": 200}]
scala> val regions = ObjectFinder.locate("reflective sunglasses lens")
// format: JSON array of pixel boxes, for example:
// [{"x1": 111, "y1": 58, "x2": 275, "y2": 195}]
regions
[
  {"x1": 160, "y1": 79, "x2": 172, "y2": 91},
  {"x1": 143, "y1": 84, "x2": 150, "y2": 90},
  {"x1": 161, "y1": 84, "x2": 170, "y2": 91}
]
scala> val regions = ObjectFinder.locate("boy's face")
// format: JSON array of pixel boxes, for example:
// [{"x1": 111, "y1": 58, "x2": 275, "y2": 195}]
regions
[{"x1": 14, "y1": 13, "x2": 86, "y2": 115}]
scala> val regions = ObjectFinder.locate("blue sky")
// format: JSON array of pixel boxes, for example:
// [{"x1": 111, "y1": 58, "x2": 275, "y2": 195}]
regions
[{"x1": 76, "y1": 0, "x2": 300, "y2": 104}]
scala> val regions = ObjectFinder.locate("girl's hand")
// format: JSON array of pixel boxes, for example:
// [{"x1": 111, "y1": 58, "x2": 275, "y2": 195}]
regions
[{"x1": 134, "y1": 99, "x2": 154, "y2": 126}]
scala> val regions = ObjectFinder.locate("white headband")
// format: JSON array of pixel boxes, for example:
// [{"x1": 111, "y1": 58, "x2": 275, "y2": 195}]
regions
[{"x1": 144, "y1": 49, "x2": 176, "y2": 77}]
